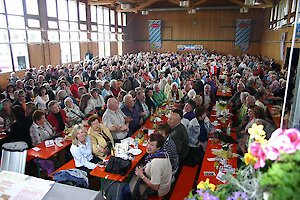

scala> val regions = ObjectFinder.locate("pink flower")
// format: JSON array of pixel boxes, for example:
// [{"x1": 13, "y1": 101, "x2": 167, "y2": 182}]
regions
[
  {"x1": 249, "y1": 142, "x2": 266, "y2": 169},
  {"x1": 268, "y1": 128, "x2": 300, "y2": 154},
  {"x1": 264, "y1": 145, "x2": 279, "y2": 161}
]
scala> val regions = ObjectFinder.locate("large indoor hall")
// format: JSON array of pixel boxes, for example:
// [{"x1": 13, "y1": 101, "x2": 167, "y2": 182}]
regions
[{"x1": 0, "y1": 0, "x2": 299, "y2": 199}]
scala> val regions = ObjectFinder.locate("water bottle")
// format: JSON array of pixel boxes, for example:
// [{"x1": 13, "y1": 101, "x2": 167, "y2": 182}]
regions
[
  {"x1": 134, "y1": 137, "x2": 139, "y2": 149},
  {"x1": 226, "y1": 123, "x2": 231, "y2": 136}
]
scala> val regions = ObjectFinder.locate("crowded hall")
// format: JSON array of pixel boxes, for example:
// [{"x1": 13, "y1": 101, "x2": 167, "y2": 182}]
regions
[{"x1": 0, "y1": 0, "x2": 300, "y2": 199}]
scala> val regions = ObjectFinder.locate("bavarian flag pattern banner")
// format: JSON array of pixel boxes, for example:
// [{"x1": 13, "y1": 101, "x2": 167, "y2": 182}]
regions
[
  {"x1": 149, "y1": 20, "x2": 162, "y2": 49},
  {"x1": 235, "y1": 19, "x2": 251, "y2": 52}
]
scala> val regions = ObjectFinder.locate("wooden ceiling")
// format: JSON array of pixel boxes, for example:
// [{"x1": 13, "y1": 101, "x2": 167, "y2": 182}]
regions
[{"x1": 88, "y1": 0, "x2": 274, "y2": 13}]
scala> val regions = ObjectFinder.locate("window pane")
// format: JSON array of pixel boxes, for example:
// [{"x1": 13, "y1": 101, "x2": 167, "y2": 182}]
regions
[
  {"x1": 91, "y1": 6, "x2": 97, "y2": 22},
  {"x1": 122, "y1": 13, "x2": 126, "y2": 26},
  {"x1": 10, "y1": 30, "x2": 26, "y2": 42},
  {"x1": 48, "y1": 21, "x2": 58, "y2": 29},
  {"x1": 0, "y1": 15, "x2": 7, "y2": 28},
  {"x1": 80, "y1": 32, "x2": 87, "y2": 41},
  {"x1": 110, "y1": 27, "x2": 116, "y2": 41},
  {"x1": 79, "y1": 2, "x2": 86, "y2": 21},
  {"x1": 0, "y1": 29, "x2": 9, "y2": 42},
  {"x1": 61, "y1": 42, "x2": 71, "y2": 63},
  {"x1": 104, "y1": 42, "x2": 110, "y2": 57},
  {"x1": 5, "y1": 0, "x2": 23, "y2": 15},
  {"x1": 97, "y1": 7, "x2": 103, "y2": 24},
  {"x1": 103, "y1": 7, "x2": 109, "y2": 25},
  {"x1": 71, "y1": 42, "x2": 80, "y2": 62},
  {"x1": 80, "y1": 24, "x2": 87, "y2": 30},
  {"x1": 110, "y1": 10, "x2": 115, "y2": 25},
  {"x1": 7, "y1": 16, "x2": 25, "y2": 29},
  {"x1": 68, "y1": 0, "x2": 78, "y2": 21},
  {"x1": 28, "y1": 19, "x2": 40, "y2": 28},
  {"x1": 59, "y1": 21, "x2": 69, "y2": 30},
  {"x1": 70, "y1": 22, "x2": 78, "y2": 30},
  {"x1": 46, "y1": 0, "x2": 57, "y2": 17},
  {"x1": 58, "y1": 0, "x2": 68, "y2": 20},
  {"x1": 70, "y1": 32, "x2": 78, "y2": 41},
  {"x1": 0, "y1": 1, "x2": 4, "y2": 13},
  {"x1": 60, "y1": 32, "x2": 69, "y2": 42},
  {"x1": 292, "y1": 0, "x2": 296, "y2": 13},
  {"x1": 98, "y1": 33, "x2": 104, "y2": 41},
  {"x1": 27, "y1": 30, "x2": 42, "y2": 42},
  {"x1": 91, "y1": 33, "x2": 97, "y2": 41},
  {"x1": 48, "y1": 30, "x2": 59, "y2": 42},
  {"x1": 26, "y1": 0, "x2": 39, "y2": 15},
  {"x1": 0, "y1": 44, "x2": 12, "y2": 72},
  {"x1": 92, "y1": 25, "x2": 97, "y2": 31},
  {"x1": 11, "y1": 43, "x2": 29, "y2": 70},
  {"x1": 118, "y1": 12, "x2": 122, "y2": 26},
  {"x1": 98, "y1": 42, "x2": 104, "y2": 58},
  {"x1": 104, "y1": 26, "x2": 110, "y2": 40}
]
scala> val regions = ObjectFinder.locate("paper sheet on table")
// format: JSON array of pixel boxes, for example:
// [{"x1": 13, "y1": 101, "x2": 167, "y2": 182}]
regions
[
  {"x1": 0, "y1": 171, "x2": 54, "y2": 200},
  {"x1": 121, "y1": 137, "x2": 134, "y2": 145},
  {"x1": 154, "y1": 117, "x2": 162, "y2": 122}
]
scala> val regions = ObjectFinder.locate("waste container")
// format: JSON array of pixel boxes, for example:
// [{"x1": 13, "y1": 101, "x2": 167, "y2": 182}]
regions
[{"x1": 1, "y1": 142, "x2": 28, "y2": 173}]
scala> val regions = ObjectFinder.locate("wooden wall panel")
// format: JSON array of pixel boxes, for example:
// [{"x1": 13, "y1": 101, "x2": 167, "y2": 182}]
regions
[
  {"x1": 91, "y1": 42, "x2": 99, "y2": 57},
  {"x1": 110, "y1": 42, "x2": 118, "y2": 56},
  {"x1": 123, "y1": 9, "x2": 265, "y2": 56},
  {"x1": 49, "y1": 43, "x2": 61, "y2": 66},
  {"x1": 80, "y1": 42, "x2": 89, "y2": 60},
  {"x1": 28, "y1": 43, "x2": 45, "y2": 68}
]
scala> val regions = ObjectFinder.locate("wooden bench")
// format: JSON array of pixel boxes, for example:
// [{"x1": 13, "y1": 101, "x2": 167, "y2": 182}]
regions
[
  {"x1": 50, "y1": 159, "x2": 76, "y2": 178},
  {"x1": 170, "y1": 165, "x2": 199, "y2": 200}
]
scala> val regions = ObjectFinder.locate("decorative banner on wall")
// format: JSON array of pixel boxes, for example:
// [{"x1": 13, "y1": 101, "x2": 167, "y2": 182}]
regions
[
  {"x1": 296, "y1": 23, "x2": 300, "y2": 38},
  {"x1": 235, "y1": 19, "x2": 251, "y2": 52},
  {"x1": 177, "y1": 44, "x2": 203, "y2": 51},
  {"x1": 280, "y1": 32, "x2": 286, "y2": 61},
  {"x1": 149, "y1": 20, "x2": 162, "y2": 49}
]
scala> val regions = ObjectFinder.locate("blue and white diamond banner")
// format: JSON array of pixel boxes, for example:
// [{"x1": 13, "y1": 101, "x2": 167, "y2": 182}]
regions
[
  {"x1": 149, "y1": 20, "x2": 162, "y2": 49},
  {"x1": 235, "y1": 19, "x2": 251, "y2": 52}
]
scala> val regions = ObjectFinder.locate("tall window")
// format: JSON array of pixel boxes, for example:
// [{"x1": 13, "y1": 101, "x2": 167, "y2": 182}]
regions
[{"x1": 0, "y1": 0, "x2": 30, "y2": 72}]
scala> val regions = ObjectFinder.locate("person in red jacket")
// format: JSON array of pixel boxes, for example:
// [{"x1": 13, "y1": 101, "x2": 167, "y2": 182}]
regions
[
  {"x1": 47, "y1": 100, "x2": 69, "y2": 134},
  {"x1": 70, "y1": 75, "x2": 85, "y2": 100}
]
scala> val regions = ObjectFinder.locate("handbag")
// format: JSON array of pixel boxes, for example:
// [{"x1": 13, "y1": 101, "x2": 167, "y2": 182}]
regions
[{"x1": 105, "y1": 156, "x2": 132, "y2": 175}]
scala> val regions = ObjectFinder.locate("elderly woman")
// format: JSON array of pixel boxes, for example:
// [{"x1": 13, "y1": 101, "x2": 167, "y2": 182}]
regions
[
  {"x1": 30, "y1": 109, "x2": 56, "y2": 146},
  {"x1": 70, "y1": 124, "x2": 102, "y2": 173},
  {"x1": 87, "y1": 115, "x2": 114, "y2": 160},
  {"x1": 64, "y1": 97, "x2": 85, "y2": 126},
  {"x1": 132, "y1": 133, "x2": 172, "y2": 199},
  {"x1": 0, "y1": 99, "x2": 16, "y2": 132},
  {"x1": 237, "y1": 91, "x2": 250, "y2": 124},
  {"x1": 85, "y1": 88, "x2": 105, "y2": 115},
  {"x1": 166, "y1": 82, "x2": 183, "y2": 102},
  {"x1": 29, "y1": 109, "x2": 55, "y2": 176}
]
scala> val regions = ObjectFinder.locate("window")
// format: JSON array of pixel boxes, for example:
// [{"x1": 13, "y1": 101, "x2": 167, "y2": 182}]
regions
[
  {"x1": 68, "y1": 0, "x2": 78, "y2": 21},
  {"x1": 79, "y1": 2, "x2": 86, "y2": 21},
  {"x1": 0, "y1": 45, "x2": 13, "y2": 72},
  {"x1": 91, "y1": 6, "x2": 97, "y2": 22},
  {"x1": 71, "y1": 42, "x2": 80, "y2": 62},
  {"x1": 5, "y1": 0, "x2": 23, "y2": 15},
  {"x1": 48, "y1": 30, "x2": 59, "y2": 42},
  {"x1": 122, "y1": 13, "x2": 127, "y2": 26},
  {"x1": 27, "y1": 30, "x2": 42, "y2": 42},
  {"x1": 58, "y1": 0, "x2": 68, "y2": 20},
  {"x1": 103, "y1": 7, "x2": 110, "y2": 25},
  {"x1": 7, "y1": 16, "x2": 25, "y2": 29},
  {"x1": 60, "y1": 42, "x2": 71, "y2": 63},
  {"x1": 26, "y1": 0, "x2": 39, "y2": 15},
  {"x1": 270, "y1": 0, "x2": 296, "y2": 30},
  {"x1": 110, "y1": 10, "x2": 115, "y2": 25},
  {"x1": 28, "y1": 19, "x2": 40, "y2": 28},
  {"x1": 0, "y1": 14, "x2": 7, "y2": 28},
  {"x1": 0, "y1": 1, "x2": 4, "y2": 13},
  {"x1": 11, "y1": 44, "x2": 29, "y2": 71},
  {"x1": 46, "y1": 0, "x2": 57, "y2": 17}
]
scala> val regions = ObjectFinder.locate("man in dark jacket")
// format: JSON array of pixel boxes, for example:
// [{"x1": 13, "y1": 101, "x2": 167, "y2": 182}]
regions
[{"x1": 167, "y1": 109, "x2": 189, "y2": 163}]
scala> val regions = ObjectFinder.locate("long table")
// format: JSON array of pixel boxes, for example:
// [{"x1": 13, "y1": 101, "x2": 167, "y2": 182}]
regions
[{"x1": 198, "y1": 107, "x2": 237, "y2": 185}]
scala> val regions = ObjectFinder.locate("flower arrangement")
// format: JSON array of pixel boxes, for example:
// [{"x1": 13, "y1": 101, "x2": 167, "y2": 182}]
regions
[{"x1": 185, "y1": 123, "x2": 300, "y2": 200}]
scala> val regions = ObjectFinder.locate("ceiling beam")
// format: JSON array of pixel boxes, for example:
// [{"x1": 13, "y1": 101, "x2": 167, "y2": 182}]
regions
[
  {"x1": 263, "y1": 0, "x2": 274, "y2": 7},
  {"x1": 190, "y1": 0, "x2": 210, "y2": 9},
  {"x1": 116, "y1": 0, "x2": 161, "y2": 13},
  {"x1": 228, "y1": 0, "x2": 244, "y2": 6},
  {"x1": 168, "y1": 0, "x2": 180, "y2": 6},
  {"x1": 88, "y1": 0, "x2": 117, "y2": 5}
]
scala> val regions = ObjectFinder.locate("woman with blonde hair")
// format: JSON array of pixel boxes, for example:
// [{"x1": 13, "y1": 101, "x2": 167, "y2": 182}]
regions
[
  {"x1": 70, "y1": 124, "x2": 101, "y2": 173},
  {"x1": 87, "y1": 115, "x2": 114, "y2": 160}
]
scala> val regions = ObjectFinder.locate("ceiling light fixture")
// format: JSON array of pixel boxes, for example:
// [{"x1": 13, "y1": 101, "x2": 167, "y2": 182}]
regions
[
  {"x1": 188, "y1": 9, "x2": 196, "y2": 14},
  {"x1": 141, "y1": 10, "x2": 149, "y2": 15},
  {"x1": 254, "y1": 0, "x2": 263, "y2": 5},
  {"x1": 244, "y1": 0, "x2": 255, "y2": 6},
  {"x1": 180, "y1": 0, "x2": 189, "y2": 7}
]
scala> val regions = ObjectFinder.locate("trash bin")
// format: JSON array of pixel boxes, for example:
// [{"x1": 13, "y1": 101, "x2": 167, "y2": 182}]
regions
[{"x1": 1, "y1": 142, "x2": 28, "y2": 174}]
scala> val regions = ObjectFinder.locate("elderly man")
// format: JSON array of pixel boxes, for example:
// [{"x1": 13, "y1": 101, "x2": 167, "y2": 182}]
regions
[
  {"x1": 152, "y1": 83, "x2": 166, "y2": 106},
  {"x1": 203, "y1": 84, "x2": 215, "y2": 112},
  {"x1": 134, "y1": 89, "x2": 150, "y2": 123},
  {"x1": 102, "y1": 98, "x2": 129, "y2": 141},
  {"x1": 47, "y1": 100, "x2": 69, "y2": 134},
  {"x1": 121, "y1": 94, "x2": 140, "y2": 135},
  {"x1": 229, "y1": 82, "x2": 245, "y2": 113},
  {"x1": 167, "y1": 109, "x2": 189, "y2": 163}
]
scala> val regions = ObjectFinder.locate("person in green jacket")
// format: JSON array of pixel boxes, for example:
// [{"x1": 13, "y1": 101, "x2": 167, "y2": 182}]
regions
[{"x1": 152, "y1": 83, "x2": 167, "y2": 106}]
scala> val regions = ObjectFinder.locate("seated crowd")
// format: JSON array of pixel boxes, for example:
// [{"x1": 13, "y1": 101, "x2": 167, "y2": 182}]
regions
[{"x1": 0, "y1": 50, "x2": 294, "y2": 199}]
